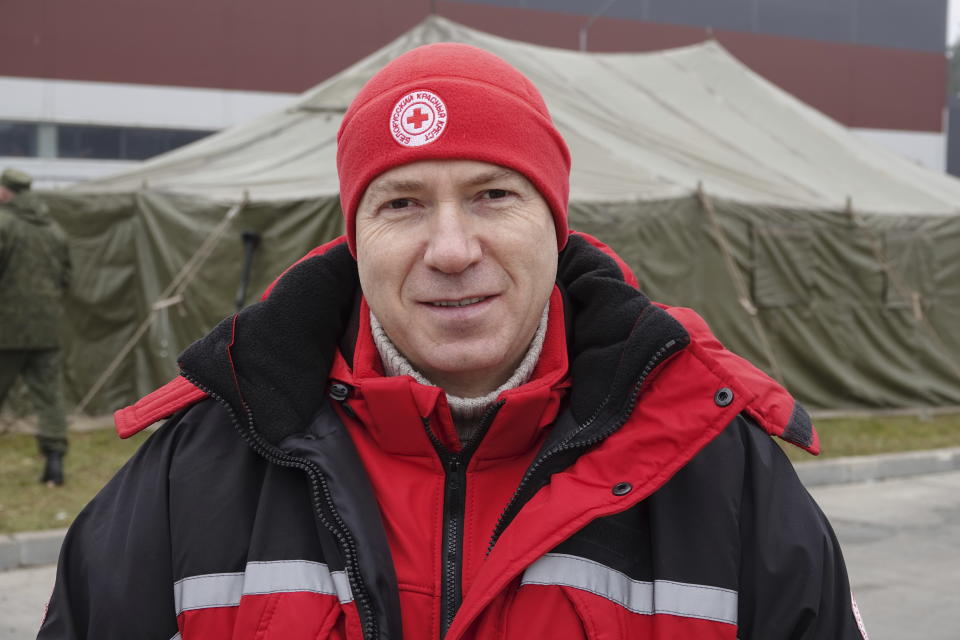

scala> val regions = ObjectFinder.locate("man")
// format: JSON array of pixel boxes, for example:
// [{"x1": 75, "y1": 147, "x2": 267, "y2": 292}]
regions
[
  {"x1": 40, "y1": 44, "x2": 868, "y2": 639},
  {"x1": 0, "y1": 168, "x2": 71, "y2": 486}
]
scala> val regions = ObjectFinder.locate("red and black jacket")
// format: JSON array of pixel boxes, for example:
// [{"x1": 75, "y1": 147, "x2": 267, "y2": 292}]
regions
[{"x1": 39, "y1": 234, "x2": 866, "y2": 639}]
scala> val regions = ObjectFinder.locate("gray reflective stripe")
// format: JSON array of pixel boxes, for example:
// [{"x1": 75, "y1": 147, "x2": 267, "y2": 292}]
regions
[
  {"x1": 245, "y1": 560, "x2": 353, "y2": 604},
  {"x1": 169, "y1": 633, "x2": 181, "y2": 640},
  {"x1": 173, "y1": 560, "x2": 352, "y2": 615},
  {"x1": 521, "y1": 553, "x2": 738, "y2": 625},
  {"x1": 174, "y1": 571, "x2": 244, "y2": 613}
]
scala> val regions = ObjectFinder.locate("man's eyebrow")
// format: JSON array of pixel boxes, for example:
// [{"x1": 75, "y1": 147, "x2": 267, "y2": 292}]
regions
[
  {"x1": 463, "y1": 168, "x2": 519, "y2": 187},
  {"x1": 366, "y1": 179, "x2": 426, "y2": 197},
  {"x1": 366, "y1": 169, "x2": 520, "y2": 197}
]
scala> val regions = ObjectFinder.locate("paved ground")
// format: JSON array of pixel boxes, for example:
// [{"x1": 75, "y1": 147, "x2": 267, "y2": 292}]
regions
[
  {"x1": 2, "y1": 472, "x2": 959, "y2": 639},
  {"x1": 808, "y1": 470, "x2": 960, "y2": 639},
  {"x1": 0, "y1": 564, "x2": 54, "y2": 639}
]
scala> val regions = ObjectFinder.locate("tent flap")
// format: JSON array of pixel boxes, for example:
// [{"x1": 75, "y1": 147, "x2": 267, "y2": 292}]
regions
[{"x1": 40, "y1": 191, "x2": 343, "y2": 414}]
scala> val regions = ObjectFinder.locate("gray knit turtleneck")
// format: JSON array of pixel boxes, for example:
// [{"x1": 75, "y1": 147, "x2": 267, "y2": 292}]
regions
[{"x1": 370, "y1": 304, "x2": 549, "y2": 443}]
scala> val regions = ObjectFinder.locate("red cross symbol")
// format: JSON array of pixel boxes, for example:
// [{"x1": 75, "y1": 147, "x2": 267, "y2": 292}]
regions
[{"x1": 406, "y1": 107, "x2": 429, "y2": 130}]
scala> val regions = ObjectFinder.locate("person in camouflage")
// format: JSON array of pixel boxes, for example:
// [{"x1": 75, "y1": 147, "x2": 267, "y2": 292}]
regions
[{"x1": 0, "y1": 168, "x2": 72, "y2": 486}]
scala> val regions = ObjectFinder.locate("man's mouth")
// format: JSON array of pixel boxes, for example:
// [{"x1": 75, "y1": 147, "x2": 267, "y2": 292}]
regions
[{"x1": 429, "y1": 296, "x2": 487, "y2": 308}]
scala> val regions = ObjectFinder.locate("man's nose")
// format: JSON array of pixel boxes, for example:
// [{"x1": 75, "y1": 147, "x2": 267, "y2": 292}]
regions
[{"x1": 422, "y1": 203, "x2": 482, "y2": 274}]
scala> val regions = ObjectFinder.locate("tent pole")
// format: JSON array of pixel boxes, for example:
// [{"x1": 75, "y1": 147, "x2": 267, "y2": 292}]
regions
[
  {"x1": 579, "y1": 0, "x2": 619, "y2": 51},
  {"x1": 697, "y1": 183, "x2": 787, "y2": 386},
  {"x1": 73, "y1": 198, "x2": 248, "y2": 416}
]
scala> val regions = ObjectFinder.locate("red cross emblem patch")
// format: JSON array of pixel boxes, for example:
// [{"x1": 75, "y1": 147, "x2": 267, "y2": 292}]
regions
[{"x1": 390, "y1": 90, "x2": 447, "y2": 147}]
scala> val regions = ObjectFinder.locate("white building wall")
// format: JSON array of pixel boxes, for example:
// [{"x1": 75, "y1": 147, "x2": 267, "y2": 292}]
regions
[
  {"x1": 0, "y1": 77, "x2": 296, "y2": 129},
  {"x1": 851, "y1": 127, "x2": 948, "y2": 173},
  {"x1": 0, "y1": 77, "x2": 296, "y2": 187}
]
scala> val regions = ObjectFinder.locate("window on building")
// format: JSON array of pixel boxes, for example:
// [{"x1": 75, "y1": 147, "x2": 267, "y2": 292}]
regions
[
  {"x1": 3, "y1": 122, "x2": 214, "y2": 160},
  {"x1": 58, "y1": 124, "x2": 123, "y2": 159},
  {"x1": 0, "y1": 121, "x2": 39, "y2": 157},
  {"x1": 122, "y1": 128, "x2": 212, "y2": 160},
  {"x1": 56, "y1": 124, "x2": 215, "y2": 160}
]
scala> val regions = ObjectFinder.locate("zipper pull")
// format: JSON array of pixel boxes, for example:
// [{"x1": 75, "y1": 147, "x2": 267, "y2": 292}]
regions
[{"x1": 447, "y1": 457, "x2": 463, "y2": 498}]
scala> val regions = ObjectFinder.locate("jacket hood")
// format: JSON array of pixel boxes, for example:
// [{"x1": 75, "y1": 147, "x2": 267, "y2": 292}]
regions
[
  {"x1": 120, "y1": 232, "x2": 815, "y2": 456},
  {"x1": 176, "y1": 234, "x2": 692, "y2": 449},
  {"x1": 178, "y1": 239, "x2": 359, "y2": 445}
]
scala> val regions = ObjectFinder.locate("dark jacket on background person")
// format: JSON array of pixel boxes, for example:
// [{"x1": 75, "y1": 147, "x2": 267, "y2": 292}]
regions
[
  {"x1": 38, "y1": 234, "x2": 867, "y2": 640},
  {"x1": 0, "y1": 192, "x2": 71, "y2": 350}
]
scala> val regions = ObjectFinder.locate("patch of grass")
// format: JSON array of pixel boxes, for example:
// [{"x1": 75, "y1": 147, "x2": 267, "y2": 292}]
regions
[
  {"x1": 0, "y1": 428, "x2": 148, "y2": 534},
  {"x1": 782, "y1": 412, "x2": 960, "y2": 462}
]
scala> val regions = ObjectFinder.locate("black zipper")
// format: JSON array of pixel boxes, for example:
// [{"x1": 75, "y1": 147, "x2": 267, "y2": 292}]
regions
[
  {"x1": 487, "y1": 337, "x2": 684, "y2": 553},
  {"x1": 181, "y1": 372, "x2": 379, "y2": 640},
  {"x1": 440, "y1": 454, "x2": 465, "y2": 638},
  {"x1": 419, "y1": 402, "x2": 504, "y2": 638}
]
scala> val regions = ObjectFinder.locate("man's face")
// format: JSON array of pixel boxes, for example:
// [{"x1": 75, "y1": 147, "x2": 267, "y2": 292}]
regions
[
  {"x1": 355, "y1": 159, "x2": 558, "y2": 397},
  {"x1": 0, "y1": 186, "x2": 13, "y2": 204}
]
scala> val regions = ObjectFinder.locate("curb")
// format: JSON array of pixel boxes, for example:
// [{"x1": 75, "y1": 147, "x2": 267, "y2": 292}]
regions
[
  {"x1": 795, "y1": 446, "x2": 960, "y2": 487},
  {"x1": 0, "y1": 528, "x2": 66, "y2": 572},
  {"x1": 2, "y1": 448, "x2": 960, "y2": 571}
]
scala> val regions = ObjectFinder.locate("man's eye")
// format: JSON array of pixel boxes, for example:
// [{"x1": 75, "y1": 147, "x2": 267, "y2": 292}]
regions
[
  {"x1": 483, "y1": 189, "x2": 509, "y2": 200},
  {"x1": 387, "y1": 198, "x2": 413, "y2": 209}
]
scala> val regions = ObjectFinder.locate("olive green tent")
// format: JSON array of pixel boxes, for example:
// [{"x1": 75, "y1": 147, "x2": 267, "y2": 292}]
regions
[{"x1": 39, "y1": 16, "x2": 960, "y2": 415}]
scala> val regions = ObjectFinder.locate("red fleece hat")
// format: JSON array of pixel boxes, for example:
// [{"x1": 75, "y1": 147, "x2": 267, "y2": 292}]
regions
[{"x1": 336, "y1": 43, "x2": 571, "y2": 256}]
